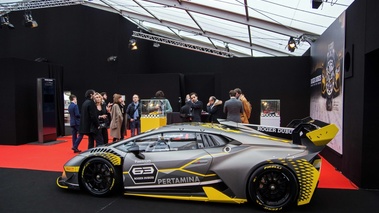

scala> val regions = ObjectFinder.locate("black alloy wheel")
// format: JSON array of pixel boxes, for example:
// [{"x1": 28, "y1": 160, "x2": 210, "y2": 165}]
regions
[
  {"x1": 248, "y1": 164, "x2": 298, "y2": 211},
  {"x1": 80, "y1": 157, "x2": 121, "y2": 196}
]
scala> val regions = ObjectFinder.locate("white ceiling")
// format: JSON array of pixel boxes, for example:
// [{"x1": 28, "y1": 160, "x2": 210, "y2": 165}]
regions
[{"x1": 0, "y1": 0, "x2": 355, "y2": 57}]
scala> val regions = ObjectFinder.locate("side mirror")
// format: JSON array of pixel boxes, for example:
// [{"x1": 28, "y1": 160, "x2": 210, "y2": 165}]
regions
[{"x1": 128, "y1": 144, "x2": 145, "y2": 159}]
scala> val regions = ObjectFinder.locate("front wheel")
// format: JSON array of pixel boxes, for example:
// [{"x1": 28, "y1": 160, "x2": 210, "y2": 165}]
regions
[
  {"x1": 80, "y1": 157, "x2": 121, "y2": 196},
  {"x1": 248, "y1": 164, "x2": 298, "y2": 211}
]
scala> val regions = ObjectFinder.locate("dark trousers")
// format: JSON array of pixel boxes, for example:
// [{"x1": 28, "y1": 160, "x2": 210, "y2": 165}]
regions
[
  {"x1": 120, "y1": 119, "x2": 126, "y2": 139},
  {"x1": 130, "y1": 119, "x2": 141, "y2": 137},
  {"x1": 87, "y1": 130, "x2": 104, "y2": 149},
  {"x1": 71, "y1": 125, "x2": 83, "y2": 149},
  {"x1": 101, "y1": 128, "x2": 109, "y2": 144}
]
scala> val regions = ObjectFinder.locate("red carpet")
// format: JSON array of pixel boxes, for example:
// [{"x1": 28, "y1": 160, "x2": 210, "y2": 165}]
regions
[{"x1": 0, "y1": 132, "x2": 357, "y2": 190}]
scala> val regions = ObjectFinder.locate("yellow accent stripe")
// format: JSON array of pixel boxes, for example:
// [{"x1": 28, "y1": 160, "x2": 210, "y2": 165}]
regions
[
  {"x1": 202, "y1": 187, "x2": 247, "y2": 203},
  {"x1": 124, "y1": 155, "x2": 218, "y2": 177},
  {"x1": 124, "y1": 186, "x2": 247, "y2": 204},
  {"x1": 56, "y1": 177, "x2": 68, "y2": 189}
]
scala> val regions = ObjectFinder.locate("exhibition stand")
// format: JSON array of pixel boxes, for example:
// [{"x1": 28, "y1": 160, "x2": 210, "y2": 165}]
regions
[
  {"x1": 140, "y1": 99, "x2": 169, "y2": 132},
  {"x1": 260, "y1": 99, "x2": 281, "y2": 127}
]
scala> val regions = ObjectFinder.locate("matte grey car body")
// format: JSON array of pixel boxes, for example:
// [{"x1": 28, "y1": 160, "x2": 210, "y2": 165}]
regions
[{"x1": 57, "y1": 118, "x2": 338, "y2": 211}]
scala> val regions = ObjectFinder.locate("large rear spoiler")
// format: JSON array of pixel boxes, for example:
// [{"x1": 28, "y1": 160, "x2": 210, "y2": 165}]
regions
[{"x1": 218, "y1": 117, "x2": 339, "y2": 146}]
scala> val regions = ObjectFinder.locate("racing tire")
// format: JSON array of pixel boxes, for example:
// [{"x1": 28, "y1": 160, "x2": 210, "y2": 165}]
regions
[
  {"x1": 80, "y1": 157, "x2": 121, "y2": 197},
  {"x1": 248, "y1": 164, "x2": 299, "y2": 211}
]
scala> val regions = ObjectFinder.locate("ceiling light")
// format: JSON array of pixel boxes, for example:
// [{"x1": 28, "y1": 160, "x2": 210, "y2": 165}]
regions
[
  {"x1": 287, "y1": 37, "x2": 298, "y2": 52},
  {"x1": 129, "y1": 39, "x2": 138, "y2": 50},
  {"x1": 24, "y1": 10, "x2": 38, "y2": 28},
  {"x1": 107, "y1": 56, "x2": 117, "y2": 62},
  {"x1": 34, "y1": 57, "x2": 48, "y2": 62},
  {"x1": 0, "y1": 14, "x2": 15, "y2": 29}
]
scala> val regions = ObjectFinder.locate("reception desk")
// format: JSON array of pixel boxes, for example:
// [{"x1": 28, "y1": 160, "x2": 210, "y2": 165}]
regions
[{"x1": 166, "y1": 112, "x2": 183, "y2": 124}]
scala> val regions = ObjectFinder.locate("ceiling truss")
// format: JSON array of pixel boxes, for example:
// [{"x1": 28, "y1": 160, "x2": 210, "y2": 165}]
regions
[
  {"x1": 132, "y1": 31, "x2": 234, "y2": 58},
  {"x1": 0, "y1": 0, "x2": 83, "y2": 15}
]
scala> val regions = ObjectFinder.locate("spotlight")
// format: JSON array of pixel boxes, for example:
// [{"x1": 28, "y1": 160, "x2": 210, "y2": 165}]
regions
[
  {"x1": 311, "y1": 0, "x2": 323, "y2": 9},
  {"x1": 287, "y1": 37, "x2": 298, "y2": 52},
  {"x1": 107, "y1": 56, "x2": 117, "y2": 62},
  {"x1": 34, "y1": 57, "x2": 49, "y2": 62},
  {"x1": 24, "y1": 10, "x2": 38, "y2": 28},
  {"x1": 129, "y1": 39, "x2": 138, "y2": 50},
  {"x1": 0, "y1": 14, "x2": 15, "y2": 29},
  {"x1": 153, "y1": 42, "x2": 160, "y2": 48}
]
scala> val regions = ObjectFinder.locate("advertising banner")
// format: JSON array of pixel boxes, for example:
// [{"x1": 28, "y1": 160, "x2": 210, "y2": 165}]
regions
[{"x1": 310, "y1": 12, "x2": 345, "y2": 155}]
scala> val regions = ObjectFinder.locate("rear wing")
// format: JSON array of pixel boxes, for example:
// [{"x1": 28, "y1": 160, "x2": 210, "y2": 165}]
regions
[{"x1": 218, "y1": 117, "x2": 339, "y2": 146}]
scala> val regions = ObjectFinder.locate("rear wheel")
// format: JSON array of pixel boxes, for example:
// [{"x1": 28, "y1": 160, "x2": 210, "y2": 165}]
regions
[
  {"x1": 80, "y1": 157, "x2": 121, "y2": 196},
  {"x1": 248, "y1": 164, "x2": 298, "y2": 211}
]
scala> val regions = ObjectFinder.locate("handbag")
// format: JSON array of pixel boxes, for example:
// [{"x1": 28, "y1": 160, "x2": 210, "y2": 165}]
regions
[{"x1": 99, "y1": 122, "x2": 108, "y2": 128}]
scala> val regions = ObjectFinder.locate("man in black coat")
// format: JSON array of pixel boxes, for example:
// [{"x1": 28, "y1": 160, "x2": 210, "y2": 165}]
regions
[
  {"x1": 79, "y1": 89, "x2": 103, "y2": 149},
  {"x1": 189, "y1": 92, "x2": 203, "y2": 122},
  {"x1": 206, "y1": 96, "x2": 223, "y2": 123}
]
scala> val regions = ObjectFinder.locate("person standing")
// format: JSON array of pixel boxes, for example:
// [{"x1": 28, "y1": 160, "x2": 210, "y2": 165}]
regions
[
  {"x1": 79, "y1": 89, "x2": 103, "y2": 149},
  {"x1": 101, "y1": 92, "x2": 112, "y2": 143},
  {"x1": 223, "y1": 90, "x2": 243, "y2": 123},
  {"x1": 119, "y1": 98, "x2": 127, "y2": 140},
  {"x1": 180, "y1": 94, "x2": 193, "y2": 122},
  {"x1": 68, "y1": 94, "x2": 83, "y2": 153},
  {"x1": 189, "y1": 92, "x2": 203, "y2": 122},
  {"x1": 154, "y1": 90, "x2": 173, "y2": 113},
  {"x1": 126, "y1": 94, "x2": 141, "y2": 137},
  {"x1": 94, "y1": 92, "x2": 109, "y2": 144},
  {"x1": 206, "y1": 96, "x2": 223, "y2": 123},
  {"x1": 234, "y1": 88, "x2": 252, "y2": 124},
  {"x1": 110, "y1": 93, "x2": 124, "y2": 142}
]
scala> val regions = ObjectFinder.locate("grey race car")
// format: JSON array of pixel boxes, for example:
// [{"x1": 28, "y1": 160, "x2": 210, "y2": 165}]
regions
[{"x1": 57, "y1": 117, "x2": 338, "y2": 211}]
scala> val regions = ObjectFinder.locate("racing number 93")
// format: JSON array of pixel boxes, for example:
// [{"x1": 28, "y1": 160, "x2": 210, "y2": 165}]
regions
[{"x1": 129, "y1": 164, "x2": 158, "y2": 184}]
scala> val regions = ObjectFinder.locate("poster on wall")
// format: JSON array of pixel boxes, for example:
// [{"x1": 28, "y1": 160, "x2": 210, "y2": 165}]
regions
[{"x1": 310, "y1": 12, "x2": 345, "y2": 155}]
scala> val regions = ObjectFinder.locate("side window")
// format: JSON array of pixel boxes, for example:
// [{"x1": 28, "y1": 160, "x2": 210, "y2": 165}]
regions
[
  {"x1": 164, "y1": 132, "x2": 197, "y2": 151},
  {"x1": 200, "y1": 134, "x2": 228, "y2": 148},
  {"x1": 135, "y1": 134, "x2": 161, "y2": 151},
  {"x1": 132, "y1": 132, "x2": 198, "y2": 152},
  {"x1": 114, "y1": 134, "x2": 161, "y2": 152},
  {"x1": 209, "y1": 135, "x2": 228, "y2": 146}
]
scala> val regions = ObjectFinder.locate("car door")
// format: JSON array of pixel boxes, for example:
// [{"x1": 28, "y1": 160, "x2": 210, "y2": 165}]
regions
[{"x1": 121, "y1": 131, "x2": 213, "y2": 193}]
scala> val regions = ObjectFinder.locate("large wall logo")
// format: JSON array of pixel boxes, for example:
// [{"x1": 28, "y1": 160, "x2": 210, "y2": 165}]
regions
[{"x1": 129, "y1": 164, "x2": 158, "y2": 184}]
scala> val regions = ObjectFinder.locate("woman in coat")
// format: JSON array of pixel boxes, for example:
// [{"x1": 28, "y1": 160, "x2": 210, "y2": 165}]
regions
[{"x1": 110, "y1": 93, "x2": 124, "y2": 142}]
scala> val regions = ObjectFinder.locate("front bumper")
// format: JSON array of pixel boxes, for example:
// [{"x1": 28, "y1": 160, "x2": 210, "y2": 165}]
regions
[{"x1": 56, "y1": 170, "x2": 81, "y2": 190}]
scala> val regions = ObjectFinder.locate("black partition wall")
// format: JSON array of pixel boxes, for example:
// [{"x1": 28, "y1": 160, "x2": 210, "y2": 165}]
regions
[
  {"x1": 0, "y1": 58, "x2": 64, "y2": 145},
  {"x1": 1, "y1": 2, "x2": 379, "y2": 189}
]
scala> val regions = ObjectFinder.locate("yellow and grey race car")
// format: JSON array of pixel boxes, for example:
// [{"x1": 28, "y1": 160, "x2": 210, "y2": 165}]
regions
[{"x1": 57, "y1": 117, "x2": 338, "y2": 211}]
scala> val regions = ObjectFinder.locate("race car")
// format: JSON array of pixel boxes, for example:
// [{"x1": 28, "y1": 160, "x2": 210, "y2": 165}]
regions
[{"x1": 57, "y1": 117, "x2": 338, "y2": 211}]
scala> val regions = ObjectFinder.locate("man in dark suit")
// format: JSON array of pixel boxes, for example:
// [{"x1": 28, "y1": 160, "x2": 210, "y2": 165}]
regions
[
  {"x1": 189, "y1": 92, "x2": 203, "y2": 122},
  {"x1": 126, "y1": 94, "x2": 142, "y2": 137},
  {"x1": 206, "y1": 96, "x2": 223, "y2": 123},
  {"x1": 223, "y1": 90, "x2": 243, "y2": 123},
  {"x1": 79, "y1": 89, "x2": 103, "y2": 149},
  {"x1": 68, "y1": 94, "x2": 83, "y2": 153}
]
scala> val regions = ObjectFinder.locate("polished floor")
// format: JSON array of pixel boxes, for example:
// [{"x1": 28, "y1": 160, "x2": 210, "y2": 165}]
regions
[{"x1": 1, "y1": 168, "x2": 379, "y2": 213}]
